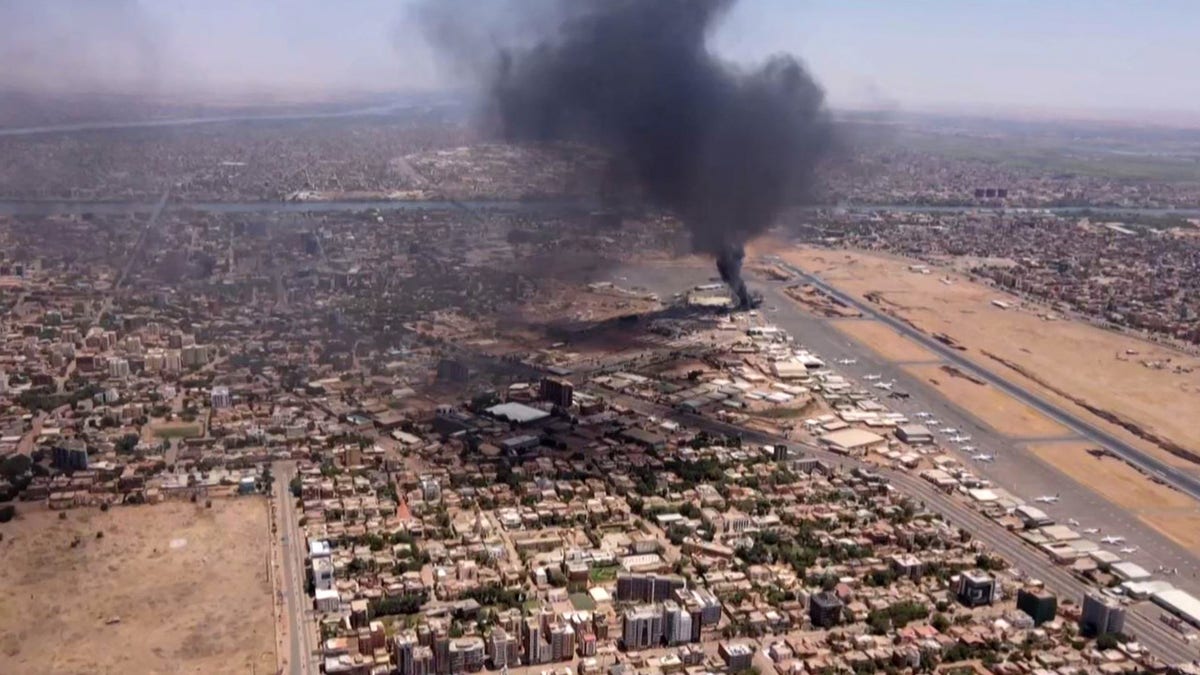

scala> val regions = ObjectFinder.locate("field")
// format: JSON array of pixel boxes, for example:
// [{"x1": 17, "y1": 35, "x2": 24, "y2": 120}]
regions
[
  {"x1": 0, "y1": 499, "x2": 275, "y2": 674},
  {"x1": 905, "y1": 363, "x2": 1071, "y2": 439},
  {"x1": 831, "y1": 318, "x2": 940, "y2": 363},
  {"x1": 774, "y1": 245, "x2": 1200, "y2": 470},
  {"x1": 1028, "y1": 441, "x2": 1200, "y2": 552}
]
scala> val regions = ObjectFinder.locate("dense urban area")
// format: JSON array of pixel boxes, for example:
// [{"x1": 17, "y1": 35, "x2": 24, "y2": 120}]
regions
[{"x1": 3, "y1": 95, "x2": 1200, "y2": 675}]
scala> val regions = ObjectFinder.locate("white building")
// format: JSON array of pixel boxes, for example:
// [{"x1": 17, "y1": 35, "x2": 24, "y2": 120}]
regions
[
  {"x1": 108, "y1": 357, "x2": 130, "y2": 379},
  {"x1": 210, "y1": 386, "x2": 232, "y2": 409}
]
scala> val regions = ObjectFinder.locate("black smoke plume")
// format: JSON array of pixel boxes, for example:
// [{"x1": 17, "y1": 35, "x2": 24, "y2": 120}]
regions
[{"x1": 421, "y1": 0, "x2": 831, "y2": 308}]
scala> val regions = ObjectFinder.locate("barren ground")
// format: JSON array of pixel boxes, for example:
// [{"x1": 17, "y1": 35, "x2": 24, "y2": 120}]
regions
[
  {"x1": 904, "y1": 363, "x2": 1071, "y2": 439},
  {"x1": 0, "y1": 499, "x2": 275, "y2": 674},
  {"x1": 1028, "y1": 441, "x2": 1200, "y2": 552},
  {"x1": 773, "y1": 245, "x2": 1200, "y2": 472},
  {"x1": 830, "y1": 318, "x2": 940, "y2": 363}
]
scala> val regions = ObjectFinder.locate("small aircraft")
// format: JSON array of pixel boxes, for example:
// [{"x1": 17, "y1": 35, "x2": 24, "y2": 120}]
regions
[
  {"x1": 873, "y1": 382, "x2": 894, "y2": 390},
  {"x1": 1120, "y1": 546, "x2": 1139, "y2": 554},
  {"x1": 1068, "y1": 518, "x2": 1080, "y2": 526},
  {"x1": 926, "y1": 419, "x2": 941, "y2": 427},
  {"x1": 971, "y1": 453, "x2": 995, "y2": 462},
  {"x1": 960, "y1": 445, "x2": 977, "y2": 453},
  {"x1": 1083, "y1": 527, "x2": 1100, "y2": 534},
  {"x1": 950, "y1": 434, "x2": 972, "y2": 443},
  {"x1": 863, "y1": 374, "x2": 882, "y2": 381},
  {"x1": 915, "y1": 412, "x2": 932, "y2": 418},
  {"x1": 1034, "y1": 494, "x2": 1060, "y2": 504},
  {"x1": 940, "y1": 427, "x2": 958, "y2": 434},
  {"x1": 836, "y1": 358, "x2": 857, "y2": 365},
  {"x1": 1101, "y1": 535, "x2": 1126, "y2": 545}
]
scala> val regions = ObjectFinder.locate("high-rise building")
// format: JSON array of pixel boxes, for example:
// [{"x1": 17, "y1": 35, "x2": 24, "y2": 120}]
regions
[
  {"x1": 52, "y1": 440, "x2": 89, "y2": 471},
  {"x1": 211, "y1": 385, "x2": 232, "y2": 409},
  {"x1": 524, "y1": 616, "x2": 546, "y2": 665},
  {"x1": 432, "y1": 625, "x2": 450, "y2": 675},
  {"x1": 1017, "y1": 588, "x2": 1058, "y2": 626},
  {"x1": 955, "y1": 571, "x2": 996, "y2": 607},
  {"x1": 412, "y1": 646, "x2": 434, "y2": 675},
  {"x1": 108, "y1": 357, "x2": 130, "y2": 379},
  {"x1": 539, "y1": 377, "x2": 574, "y2": 408},
  {"x1": 448, "y1": 637, "x2": 485, "y2": 673},
  {"x1": 549, "y1": 623, "x2": 575, "y2": 661},
  {"x1": 663, "y1": 600, "x2": 693, "y2": 645},
  {"x1": 488, "y1": 628, "x2": 520, "y2": 669},
  {"x1": 616, "y1": 573, "x2": 686, "y2": 603},
  {"x1": 393, "y1": 631, "x2": 417, "y2": 675},
  {"x1": 809, "y1": 591, "x2": 843, "y2": 629},
  {"x1": 622, "y1": 605, "x2": 663, "y2": 651},
  {"x1": 719, "y1": 642, "x2": 754, "y2": 672},
  {"x1": 1081, "y1": 592, "x2": 1126, "y2": 636}
]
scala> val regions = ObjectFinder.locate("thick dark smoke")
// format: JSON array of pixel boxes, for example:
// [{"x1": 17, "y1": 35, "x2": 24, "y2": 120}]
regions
[{"x1": 420, "y1": 0, "x2": 832, "y2": 308}]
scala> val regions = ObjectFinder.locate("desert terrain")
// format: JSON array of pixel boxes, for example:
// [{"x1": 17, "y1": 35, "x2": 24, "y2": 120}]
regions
[
  {"x1": 904, "y1": 363, "x2": 1071, "y2": 439},
  {"x1": 830, "y1": 318, "x2": 940, "y2": 363},
  {"x1": 1028, "y1": 440, "x2": 1200, "y2": 552},
  {"x1": 0, "y1": 499, "x2": 275, "y2": 674},
  {"x1": 773, "y1": 245, "x2": 1200, "y2": 472}
]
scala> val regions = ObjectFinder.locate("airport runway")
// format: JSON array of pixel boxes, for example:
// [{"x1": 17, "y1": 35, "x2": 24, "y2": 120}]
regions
[{"x1": 605, "y1": 261, "x2": 1200, "y2": 663}]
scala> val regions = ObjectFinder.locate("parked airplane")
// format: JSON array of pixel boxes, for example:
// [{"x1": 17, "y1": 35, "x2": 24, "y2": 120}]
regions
[
  {"x1": 1067, "y1": 518, "x2": 1080, "y2": 526},
  {"x1": 863, "y1": 374, "x2": 882, "y2": 381},
  {"x1": 971, "y1": 453, "x2": 995, "y2": 462},
  {"x1": 915, "y1": 412, "x2": 932, "y2": 418},
  {"x1": 1101, "y1": 536, "x2": 1126, "y2": 545},
  {"x1": 1120, "y1": 546, "x2": 1139, "y2": 554},
  {"x1": 940, "y1": 427, "x2": 958, "y2": 434},
  {"x1": 960, "y1": 446, "x2": 977, "y2": 453},
  {"x1": 1083, "y1": 528, "x2": 1100, "y2": 534},
  {"x1": 950, "y1": 435, "x2": 972, "y2": 443},
  {"x1": 836, "y1": 358, "x2": 857, "y2": 365},
  {"x1": 873, "y1": 382, "x2": 893, "y2": 390},
  {"x1": 1034, "y1": 494, "x2": 1060, "y2": 503}
]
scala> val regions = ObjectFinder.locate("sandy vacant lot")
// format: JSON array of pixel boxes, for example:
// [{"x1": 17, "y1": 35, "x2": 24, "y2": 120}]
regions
[
  {"x1": 1029, "y1": 441, "x2": 1200, "y2": 553},
  {"x1": 775, "y1": 246, "x2": 1200, "y2": 471},
  {"x1": 831, "y1": 318, "x2": 940, "y2": 363},
  {"x1": 905, "y1": 363, "x2": 1070, "y2": 439},
  {"x1": 0, "y1": 499, "x2": 275, "y2": 674}
]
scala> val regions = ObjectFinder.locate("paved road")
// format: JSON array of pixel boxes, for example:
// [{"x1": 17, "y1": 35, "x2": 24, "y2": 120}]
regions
[
  {"x1": 274, "y1": 462, "x2": 317, "y2": 675},
  {"x1": 773, "y1": 260, "x2": 1200, "y2": 501},
  {"x1": 745, "y1": 279, "x2": 1200, "y2": 584},
  {"x1": 597, "y1": 389, "x2": 1197, "y2": 665}
]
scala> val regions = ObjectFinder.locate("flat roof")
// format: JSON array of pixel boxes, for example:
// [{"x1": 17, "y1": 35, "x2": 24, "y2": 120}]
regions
[
  {"x1": 486, "y1": 402, "x2": 550, "y2": 424},
  {"x1": 1154, "y1": 589, "x2": 1200, "y2": 626},
  {"x1": 820, "y1": 428, "x2": 887, "y2": 449}
]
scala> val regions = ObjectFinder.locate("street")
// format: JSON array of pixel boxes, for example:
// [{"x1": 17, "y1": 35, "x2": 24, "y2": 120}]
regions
[{"x1": 273, "y1": 461, "x2": 318, "y2": 675}]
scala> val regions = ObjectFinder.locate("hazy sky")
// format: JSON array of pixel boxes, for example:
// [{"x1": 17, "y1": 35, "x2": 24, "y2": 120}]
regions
[{"x1": 2, "y1": 0, "x2": 1198, "y2": 117}]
